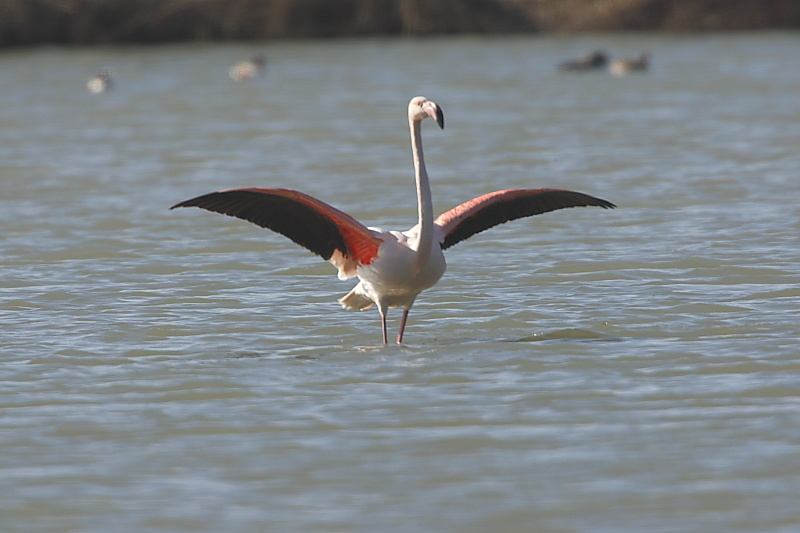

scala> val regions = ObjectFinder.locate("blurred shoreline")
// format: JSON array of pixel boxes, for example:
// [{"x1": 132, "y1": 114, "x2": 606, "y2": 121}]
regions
[{"x1": 1, "y1": 0, "x2": 799, "y2": 47}]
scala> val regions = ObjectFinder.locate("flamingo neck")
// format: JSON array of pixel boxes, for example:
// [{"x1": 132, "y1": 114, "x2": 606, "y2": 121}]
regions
[{"x1": 410, "y1": 118, "x2": 434, "y2": 265}]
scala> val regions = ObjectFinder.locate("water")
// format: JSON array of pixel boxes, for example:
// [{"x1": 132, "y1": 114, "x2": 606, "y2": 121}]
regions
[{"x1": 2, "y1": 33, "x2": 799, "y2": 532}]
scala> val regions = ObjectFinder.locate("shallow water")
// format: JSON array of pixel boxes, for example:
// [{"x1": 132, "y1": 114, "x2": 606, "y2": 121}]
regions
[{"x1": 1, "y1": 33, "x2": 799, "y2": 532}]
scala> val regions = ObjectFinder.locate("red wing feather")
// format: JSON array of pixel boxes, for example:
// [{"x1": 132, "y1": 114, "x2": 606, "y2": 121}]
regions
[
  {"x1": 435, "y1": 188, "x2": 615, "y2": 250},
  {"x1": 171, "y1": 187, "x2": 382, "y2": 265}
]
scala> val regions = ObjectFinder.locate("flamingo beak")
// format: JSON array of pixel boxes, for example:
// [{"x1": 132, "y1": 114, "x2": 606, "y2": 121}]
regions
[{"x1": 423, "y1": 102, "x2": 445, "y2": 130}]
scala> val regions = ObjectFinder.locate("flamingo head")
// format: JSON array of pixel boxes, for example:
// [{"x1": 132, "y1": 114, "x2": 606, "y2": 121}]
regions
[{"x1": 409, "y1": 96, "x2": 444, "y2": 130}]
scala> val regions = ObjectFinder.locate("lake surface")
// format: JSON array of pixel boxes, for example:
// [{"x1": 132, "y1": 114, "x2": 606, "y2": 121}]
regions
[{"x1": 1, "y1": 33, "x2": 799, "y2": 532}]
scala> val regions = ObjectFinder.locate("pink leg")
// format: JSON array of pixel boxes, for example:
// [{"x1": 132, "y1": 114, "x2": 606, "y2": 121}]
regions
[
  {"x1": 396, "y1": 308, "x2": 410, "y2": 344},
  {"x1": 380, "y1": 312, "x2": 388, "y2": 345}
]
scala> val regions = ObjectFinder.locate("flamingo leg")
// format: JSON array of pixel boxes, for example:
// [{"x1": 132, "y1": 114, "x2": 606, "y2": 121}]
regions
[
  {"x1": 379, "y1": 308, "x2": 388, "y2": 345},
  {"x1": 396, "y1": 308, "x2": 411, "y2": 344}
]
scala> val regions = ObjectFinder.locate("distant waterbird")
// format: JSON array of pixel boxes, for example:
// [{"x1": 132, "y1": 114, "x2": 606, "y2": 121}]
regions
[
  {"x1": 558, "y1": 50, "x2": 609, "y2": 72},
  {"x1": 171, "y1": 97, "x2": 615, "y2": 344},
  {"x1": 610, "y1": 53, "x2": 650, "y2": 76},
  {"x1": 229, "y1": 55, "x2": 266, "y2": 81},
  {"x1": 86, "y1": 69, "x2": 113, "y2": 94}
]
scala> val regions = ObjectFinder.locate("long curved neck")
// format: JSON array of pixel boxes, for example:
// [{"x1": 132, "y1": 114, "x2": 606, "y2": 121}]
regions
[{"x1": 410, "y1": 117, "x2": 434, "y2": 264}]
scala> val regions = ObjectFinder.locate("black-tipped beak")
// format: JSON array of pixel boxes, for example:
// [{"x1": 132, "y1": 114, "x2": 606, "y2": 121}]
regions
[{"x1": 422, "y1": 100, "x2": 445, "y2": 130}]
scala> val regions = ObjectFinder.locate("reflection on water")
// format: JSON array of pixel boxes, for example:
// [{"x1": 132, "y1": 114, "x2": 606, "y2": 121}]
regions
[{"x1": 1, "y1": 34, "x2": 799, "y2": 533}]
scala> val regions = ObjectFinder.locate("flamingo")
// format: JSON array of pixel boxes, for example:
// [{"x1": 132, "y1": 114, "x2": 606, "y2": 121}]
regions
[{"x1": 171, "y1": 96, "x2": 615, "y2": 344}]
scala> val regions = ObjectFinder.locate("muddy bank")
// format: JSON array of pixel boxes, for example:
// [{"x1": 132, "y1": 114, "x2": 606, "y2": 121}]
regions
[{"x1": 1, "y1": 0, "x2": 799, "y2": 47}]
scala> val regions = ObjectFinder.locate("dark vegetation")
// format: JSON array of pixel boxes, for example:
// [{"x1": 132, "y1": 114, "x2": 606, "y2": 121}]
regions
[{"x1": 1, "y1": 0, "x2": 798, "y2": 47}]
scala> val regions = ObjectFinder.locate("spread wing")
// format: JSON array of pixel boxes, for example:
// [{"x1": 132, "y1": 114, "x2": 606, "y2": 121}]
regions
[
  {"x1": 171, "y1": 187, "x2": 383, "y2": 267},
  {"x1": 434, "y1": 188, "x2": 615, "y2": 250}
]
